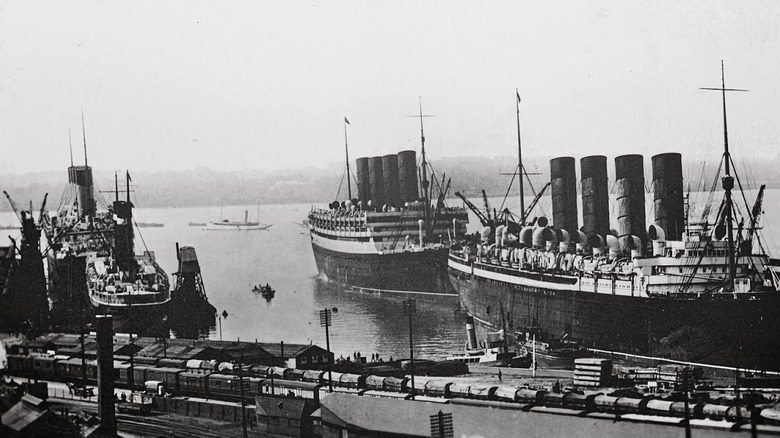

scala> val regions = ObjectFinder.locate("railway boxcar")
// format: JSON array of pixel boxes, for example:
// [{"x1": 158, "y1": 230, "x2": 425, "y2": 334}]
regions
[
  {"x1": 701, "y1": 403, "x2": 729, "y2": 420},
  {"x1": 425, "y1": 380, "x2": 452, "y2": 398},
  {"x1": 643, "y1": 399, "x2": 674, "y2": 416},
  {"x1": 362, "y1": 390, "x2": 411, "y2": 400},
  {"x1": 516, "y1": 389, "x2": 545, "y2": 405},
  {"x1": 670, "y1": 401, "x2": 704, "y2": 419},
  {"x1": 31, "y1": 356, "x2": 58, "y2": 379},
  {"x1": 179, "y1": 371, "x2": 210, "y2": 396},
  {"x1": 134, "y1": 356, "x2": 159, "y2": 367},
  {"x1": 131, "y1": 366, "x2": 155, "y2": 390},
  {"x1": 144, "y1": 367, "x2": 182, "y2": 391},
  {"x1": 286, "y1": 369, "x2": 306, "y2": 381},
  {"x1": 339, "y1": 373, "x2": 366, "y2": 389},
  {"x1": 7, "y1": 354, "x2": 32, "y2": 377},
  {"x1": 468, "y1": 384, "x2": 498, "y2": 401},
  {"x1": 266, "y1": 366, "x2": 289, "y2": 379},
  {"x1": 448, "y1": 382, "x2": 471, "y2": 399},
  {"x1": 383, "y1": 376, "x2": 408, "y2": 393},
  {"x1": 542, "y1": 392, "x2": 566, "y2": 408},
  {"x1": 615, "y1": 396, "x2": 646, "y2": 414},
  {"x1": 158, "y1": 358, "x2": 186, "y2": 369},
  {"x1": 592, "y1": 394, "x2": 619, "y2": 413},
  {"x1": 324, "y1": 371, "x2": 344, "y2": 388},
  {"x1": 261, "y1": 379, "x2": 321, "y2": 401},
  {"x1": 365, "y1": 375, "x2": 386, "y2": 391},
  {"x1": 562, "y1": 392, "x2": 589, "y2": 410},
  {"x1": 186, "y1": 359, "x2": 216, "y2": 374},
  {"x1": 207, "y1": 373, "x2": 237, "y2": 397},
  {"x1": 494, "y1": 385, "x2": 519, "y2": 403},
  {"x1": 302, "y1": 370, "x2": 325, "y2": 384}
]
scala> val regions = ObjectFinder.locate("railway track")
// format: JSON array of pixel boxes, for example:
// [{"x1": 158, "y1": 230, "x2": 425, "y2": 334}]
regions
[{"x1": 49, "y1": 398, "x2": 251, "y2": 438}]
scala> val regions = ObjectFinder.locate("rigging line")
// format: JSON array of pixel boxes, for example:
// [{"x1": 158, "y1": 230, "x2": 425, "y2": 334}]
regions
[
  {"x1": 498, "y1": 167, "x2": 518, "y2": 213},
  {"x1": 333, "y1": 167, "x2": 346, "y2": 202},
  {"x1": 727, "y1": 153, "x2": 753, "y2": 223}
]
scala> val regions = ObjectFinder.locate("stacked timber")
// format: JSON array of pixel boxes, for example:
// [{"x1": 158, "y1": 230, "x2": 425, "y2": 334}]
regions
[{"x1": 574, "y1": 358, "x2": 612, "y2": 387}]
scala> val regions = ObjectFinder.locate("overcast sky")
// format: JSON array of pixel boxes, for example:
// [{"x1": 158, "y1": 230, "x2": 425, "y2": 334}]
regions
[{"x1": 1, "y1": 0, "x2": 778, "y2": 175}]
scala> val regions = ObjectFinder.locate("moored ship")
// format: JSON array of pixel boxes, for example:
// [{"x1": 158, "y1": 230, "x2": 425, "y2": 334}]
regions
[
  {"x1": 309, "y1": 113, "x2": 468, "y2": 294},
  {"x1": 449, "y1": 73, "x2": 780, "y2": 370},
  {"x1": 42, "y1": 140, "x2": 170, "y2": 332}
]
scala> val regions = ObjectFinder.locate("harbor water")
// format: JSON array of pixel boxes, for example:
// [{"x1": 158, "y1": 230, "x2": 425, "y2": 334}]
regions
[{"x1": 2, "y1": 187, "x2": 778, "y2": 361}]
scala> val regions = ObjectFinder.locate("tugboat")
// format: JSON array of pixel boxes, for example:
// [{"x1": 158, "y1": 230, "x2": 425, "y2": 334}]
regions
[
  {"x1": 448, "y1": 69, "x2": 780, "y2": 370},
  {"x1": 308, "y1": 108, "x2": 469, "y2": 294},
  {"x1": 252, "y1": 283, "x2": 276, "y2": 302}
]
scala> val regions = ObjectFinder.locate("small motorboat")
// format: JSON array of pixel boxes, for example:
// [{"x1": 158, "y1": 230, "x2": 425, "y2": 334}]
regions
[{"x1": 252, "y1": 283, "x2": 276, "y2": 301}]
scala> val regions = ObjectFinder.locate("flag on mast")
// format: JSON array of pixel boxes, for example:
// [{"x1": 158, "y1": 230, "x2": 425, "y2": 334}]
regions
[
  {"x1": 516, "y1": 91, "x2": 521, "y2": 103},
  {"x1": 344, "y1": 117, "x2": 350, "y2": 125}
]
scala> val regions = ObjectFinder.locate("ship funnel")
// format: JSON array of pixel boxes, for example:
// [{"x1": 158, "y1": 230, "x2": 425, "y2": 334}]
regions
[
  {"x1": 581, "y1": 155, "x2": 610, "y2": 239},
  {"x1": 465, "y1": 315, "x2": 479, "y2": 350},
  {"x1": 68, "y1": 164, "x2": 97, "y2": 218},
  {"x1": 368, "y1": 156, "x2": 385, "y2": 211},
  {"x1": 397, "y1": 150, "x2": 419, "y2": 203},
  {"x1": 533, "y1": 226, "x2": 554, "y2": 249},
  {"x1": 615, "y1": 154, "x2": 647, "y2": 254},
  {"x1": 605, "y1": 234, "x2": 621, "y2": 258},
  {"x1": 550, "y1": 157, "x2": 579, "y2": 234},
  {"x1": 356, "y1": 157, "x2": 371, "y2": 207},
  {"x1": 519, "y1": 226, "x2": 534, "y2": 247},
  {"x1": 652, "y1": 153, "x2": 685, "y2": 241},
  {"x1": 382, "y1": 154, "x2": 401, "y2": 208}
]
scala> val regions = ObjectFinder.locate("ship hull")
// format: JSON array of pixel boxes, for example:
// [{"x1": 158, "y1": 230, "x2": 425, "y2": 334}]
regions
[
  {"x1": 311, "y1": 241, "x2": 454, "y2": 294},
  {"x1": 449, "y1": 256, "x2": 780, "y2": 371}
]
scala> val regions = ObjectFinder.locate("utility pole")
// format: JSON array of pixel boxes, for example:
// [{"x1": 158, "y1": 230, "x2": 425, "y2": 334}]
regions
[
  {"x1": 403, "y1": 299, "x2": 417, "y2": 399},
  {"x1": 320, "y1": 308, "x2": 338, "y2": 392}
]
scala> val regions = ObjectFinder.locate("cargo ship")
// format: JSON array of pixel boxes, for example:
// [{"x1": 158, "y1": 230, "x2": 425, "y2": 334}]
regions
[
  {"x1": 308, "y1": 112, "x2": 468, "y2": 294},
  {"x1": 42, "y1": 139, "x2": 170, "y2": 332},
  {"x1": 449, "y1": 74, "x2": 780, "y2": 370}
]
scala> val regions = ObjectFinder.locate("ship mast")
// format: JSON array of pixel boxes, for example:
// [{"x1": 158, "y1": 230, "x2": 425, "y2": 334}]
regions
[
  {"x1": 700, "y1": 61, "x2": 747, "y2": 292},
  {"x1": 516, "y1": 90, "x2": 525, "y2": 225},
  {"x1": 344, "y1": 117, "x2": 352, "y2": 200},
  {"x1": 411, "y1": 98, "x2": 434, "y2": 217}
]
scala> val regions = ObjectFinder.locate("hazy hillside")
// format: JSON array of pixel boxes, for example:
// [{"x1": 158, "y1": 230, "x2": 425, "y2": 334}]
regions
[{"x1": 2, "y1": 155, "x2": 778, "y2": 213}]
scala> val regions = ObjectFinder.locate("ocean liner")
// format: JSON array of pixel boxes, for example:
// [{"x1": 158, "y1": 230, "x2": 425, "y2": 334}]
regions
[
  {"x1": 449, "y1": 71, "x2": 780, "y2": 370},
  {"x1": 42, "y1": 138, "x2": 169, "y2": 332},
  {"x1": 308, "y1": 112, "x2": 469, "y2": 294}
]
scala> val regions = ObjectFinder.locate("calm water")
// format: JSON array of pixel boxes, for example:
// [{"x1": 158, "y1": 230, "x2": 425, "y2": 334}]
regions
[{"x1": 2, "y1": 186, "x2": 779, "y2": 360}]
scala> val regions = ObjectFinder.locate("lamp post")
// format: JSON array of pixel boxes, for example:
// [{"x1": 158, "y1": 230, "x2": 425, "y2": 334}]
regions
[
  {"x1": 403, "y1": 299, "x2": 417, "y2": 399},
  {"x1": 320, "y1": 307, "x2": 338, "y2": 392}
]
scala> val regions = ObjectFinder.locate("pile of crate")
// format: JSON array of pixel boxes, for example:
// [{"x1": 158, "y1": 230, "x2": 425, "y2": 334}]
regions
[{"x1": 574, "y1": 358, "x2": 612, "y2": 387}]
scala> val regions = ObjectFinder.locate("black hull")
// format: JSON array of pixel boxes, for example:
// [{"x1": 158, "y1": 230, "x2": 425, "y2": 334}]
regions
[
  {"x1": 450, "y1": 266, "x2": 780, "y2": 371},
  {"x1": 312, "y1": 243, "x2": 455, "y2": 294},
  {"x1": 48, "y1": 254, "x2": 168, "y2": 338}
]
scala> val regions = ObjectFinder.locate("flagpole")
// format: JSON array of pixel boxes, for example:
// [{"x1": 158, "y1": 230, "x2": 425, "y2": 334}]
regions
[
  {"x1": 516, "y1": 89, "x2": 525, "y2": 225},
  {"x1": 344, "y1": 117, "x2": 352, "y2": 200}
]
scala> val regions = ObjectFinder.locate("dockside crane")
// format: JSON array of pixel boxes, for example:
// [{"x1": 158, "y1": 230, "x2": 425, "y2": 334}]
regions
[
  {"x1": 740, "y1": 184, "x2": 765, "y2": 255},
  {"x1": 454, "y1": 192, "x2": 491, "y2": 228}
]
